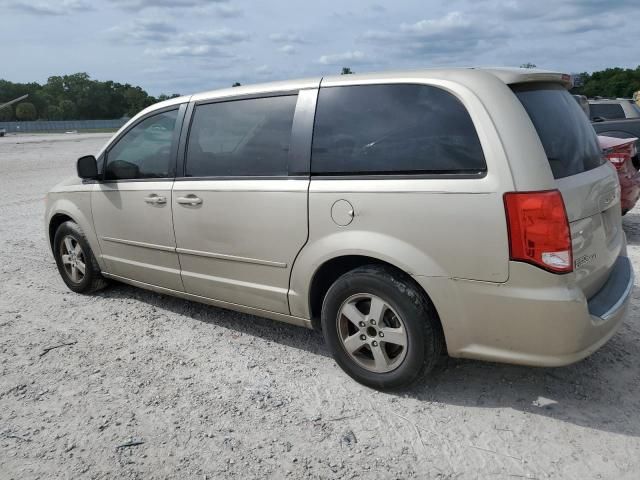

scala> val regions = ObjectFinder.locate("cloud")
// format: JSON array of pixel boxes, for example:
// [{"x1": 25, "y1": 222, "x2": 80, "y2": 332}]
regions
[
  {"x1": 362, "y1": 11, "x2": 506, "y2": 60},
  {"x1": 109, "y1": 20, "x2": 248, "y2": 49},
  {"x1": 318, "y1": 50, "x2": 369, "y2": 65},
  {"x1": 179, "y1": 29, "x2": 249, "y2": 46},
  {"x1": 211, "y1": 3, "x2": 242, "y2": 17},
  {"x1": 279, "y1": 45, "x2": 297, "y2": 55},
  {"x1": 268, "y1": 32, "x2": 306, "y2": 44},
  {"x1": 552, "y1": 15, "x2": 618, "y2": 34},
  {"x1": 8, "y1": 0, "x2": 92, "y2": 15},
  {"x1": 255, "y1": 65, "x2": 272, "y2": 75},
  {"x1": 145, "y1": 45, "x2": 231, "y2": 57},
  {"x1": 108, "y1": 18, "x2": 178, "y2": 43},
  {"x1": 137, "y1": 28, "x2": 248, "y2": 58},
  {"x1": 109, "y1": 0, "x2": 226, "y2": 10}
]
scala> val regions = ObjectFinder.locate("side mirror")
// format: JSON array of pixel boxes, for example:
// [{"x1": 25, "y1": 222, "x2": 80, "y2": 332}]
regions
[{"x1": 77, "y1": 155, "x2": 99, "y2": 180}]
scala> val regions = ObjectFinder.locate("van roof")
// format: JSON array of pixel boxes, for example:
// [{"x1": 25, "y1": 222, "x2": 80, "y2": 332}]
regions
[{"x1": 141, "y1": 67, "x2": 571, "y2": 116}]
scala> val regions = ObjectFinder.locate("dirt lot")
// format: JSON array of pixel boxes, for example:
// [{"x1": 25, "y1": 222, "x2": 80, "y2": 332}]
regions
[{"x1": 1, "y1": 133, "x2": 639, "y2": 479}]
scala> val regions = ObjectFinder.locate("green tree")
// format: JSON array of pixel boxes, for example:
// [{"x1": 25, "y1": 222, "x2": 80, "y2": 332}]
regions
[
  {"x1": 520, "y1": 62, "x2": 537, "y2": 69},
  {"x1": 232, "y1": 82, "x2": 242, "y2": 87},
  {"x1": 576, "y1": 67, "x2": 640, "y2": 98},
  {"x1": 47, "y1": 105, "x2": 63, "y2": 120},
  {"x1": 15, "y1": 102, "x2": 37, "y2": 121},
  {"x1": 59, "y1": 99, "x2": 77, "y2": 120},
  {"x1": 341, "y1": 67, "x2": 354, "y2": 75},
  {"x1": 0, "y1": 105, "x2": 12, "y2": 121}
]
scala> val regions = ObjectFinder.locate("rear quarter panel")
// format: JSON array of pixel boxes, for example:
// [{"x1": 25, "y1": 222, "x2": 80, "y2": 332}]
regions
[{"x1": 288, "y1": 76, "x2": 519, "y2": 319}]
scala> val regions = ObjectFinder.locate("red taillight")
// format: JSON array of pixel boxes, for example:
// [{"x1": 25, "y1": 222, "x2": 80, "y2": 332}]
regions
[
  {"x1": 604, "y1": 141, "x2": 636, "y2": 170},
  {"x1": 606, "y1": 152, "x2": 630, "y2": 170},
  {"x1": 504, "y1": 190, "x2": 573, "y2": 274}
]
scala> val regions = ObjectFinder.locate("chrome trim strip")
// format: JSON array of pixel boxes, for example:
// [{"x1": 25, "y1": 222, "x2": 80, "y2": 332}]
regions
[
  {"x1": 100, "y1": 255, "x2": 181, "y2": 275},
  {"x1": 101, "y1": 272, "x2": 312, "y2": 329},
  {"x1": 100, "y1": 237, "x2": 287, "y2": 268},
  {"x1": 601, "y1": 257, "x2": 635, "y2": 321},
  {"x1": 176, "y1": 247, "x2": 287, "y2": 268},
  {"x1": 101, "y1": 236, "x2": 175, "y2": 252}
]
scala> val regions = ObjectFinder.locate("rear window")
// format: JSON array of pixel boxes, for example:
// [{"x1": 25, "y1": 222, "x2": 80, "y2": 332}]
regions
[
  {"x1": 589, "y1": 103, "x2": 625, "y2": 120},
  {"x1": 513, "y1": 83, "x2": 604, "y2": 179}
]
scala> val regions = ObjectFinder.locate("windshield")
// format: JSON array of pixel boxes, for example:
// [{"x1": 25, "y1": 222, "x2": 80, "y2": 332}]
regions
[{"x1": 512, "y1": 83, "x2": 604, "y2": 179}]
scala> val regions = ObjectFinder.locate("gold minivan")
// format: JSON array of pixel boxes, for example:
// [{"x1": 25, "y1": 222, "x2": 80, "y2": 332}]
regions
[{"x1": 46, "y1": 68, "x2": 634, "y2": 389}]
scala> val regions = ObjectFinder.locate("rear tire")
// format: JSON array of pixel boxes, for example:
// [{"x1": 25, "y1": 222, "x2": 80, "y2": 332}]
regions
[
  {"x1": 321, "y1": 265, "x2": 443, "y2": 390},
  {"x1": 53, "y1": 221, "x2": 107, "y2": 293}
]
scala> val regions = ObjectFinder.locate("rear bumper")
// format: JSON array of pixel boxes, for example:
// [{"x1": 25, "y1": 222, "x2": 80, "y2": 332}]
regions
[{"x1": 414, "y1": 255, "x2": 634, "y2": 367}]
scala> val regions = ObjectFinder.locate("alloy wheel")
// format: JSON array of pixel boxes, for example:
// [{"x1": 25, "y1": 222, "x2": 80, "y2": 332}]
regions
[{"x1": 336, "y1": 293, "x2": 408, "y2": 373}]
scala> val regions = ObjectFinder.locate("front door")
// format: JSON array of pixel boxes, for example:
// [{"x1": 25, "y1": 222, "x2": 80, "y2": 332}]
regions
[
  {"x1": 92, "y1": 107, "x2": 184, "y2": 291},
  {"x1": 172, "y1": 94, "x2": 310, "y2": 314}
]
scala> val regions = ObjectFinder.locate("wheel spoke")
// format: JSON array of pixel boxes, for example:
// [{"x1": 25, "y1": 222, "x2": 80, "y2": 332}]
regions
[
  {"x1": 341, "y1": 303, "x2": 365, "y2": 327},
  {"x1": 380, "y1": 326, "x2": 407, "y2": 347},
  {"x1": 70, "y1": 265, "x2": 79, "y2": 282},
  {"x1": 63, "y1": 237, "x2": 74, "y2": 254},
  {"x1": 76, "y1": 260, "x2": 86, "y2": 275},
  {"x1": 61, "y1": 254, "x2": 72, "y2": 265},
  {"x1": 368, "y1": 296, "x2": 387, "y2": 323},
  {"x1": 74, "y1": 243, "x2": 82, "y2": 255},
  {"x1": 371, "y1": 344, "x2": 390, "y2": 370},
  {"x1": 343, "y1": 333, "x2": 366, "y2": 354}
]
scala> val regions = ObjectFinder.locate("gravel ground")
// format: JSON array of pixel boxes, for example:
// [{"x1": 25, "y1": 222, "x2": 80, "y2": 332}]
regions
[{"x1": 1, "y1": 133, "x2": 639, "y2": 479}]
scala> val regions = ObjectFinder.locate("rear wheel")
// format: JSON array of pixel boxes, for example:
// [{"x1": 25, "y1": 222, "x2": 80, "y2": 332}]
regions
[
  {"x1": 53, "y1": 221, "x2": 107, "y2": 293},
  {"x1": 321, "y1": 265, "x2": 443, "y2": 390}
]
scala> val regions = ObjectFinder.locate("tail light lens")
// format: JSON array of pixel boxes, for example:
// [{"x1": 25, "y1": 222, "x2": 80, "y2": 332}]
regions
[
  {"x1": 504, "y1": 190, "x2": 573, "y2": 274},
  {"x1": 605, "y1": 141, "x2": 636, "y2": 170},
  {"x1": 606, "y1": 152, "x2": 630, "y2": 170}
]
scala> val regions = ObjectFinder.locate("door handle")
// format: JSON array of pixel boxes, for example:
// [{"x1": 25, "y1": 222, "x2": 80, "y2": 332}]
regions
[
  {"x1": 176, "y1": 195, "x2": 203, "y2": 206},
  {"x1": 144, "y1": 194, "x2": 167, "y2": 205}
]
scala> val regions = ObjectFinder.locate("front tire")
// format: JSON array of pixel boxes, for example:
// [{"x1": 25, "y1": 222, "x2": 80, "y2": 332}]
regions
[
  {"x1": 53, "y1": 221, "x2": 107, "y2": 293},
  {"x1": 321, "y1": 265, "x2": 443, "y2": 390}
]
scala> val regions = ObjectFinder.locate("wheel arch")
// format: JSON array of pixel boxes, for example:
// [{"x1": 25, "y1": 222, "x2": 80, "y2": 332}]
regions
[
  {"x1": 305, "y1": 254, "x2": 442, "y2": 338},
  {"x1": 46, "y1": 197, "x2": 106, "y2": 270},
  {"x1": 48, "y1": 213, "x2": 75, "y2": 250}
]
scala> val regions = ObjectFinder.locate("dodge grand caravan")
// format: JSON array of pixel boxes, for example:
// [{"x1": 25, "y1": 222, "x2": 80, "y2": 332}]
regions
[{"x1": 45, "y1": 68, "x2": 634, "y2": 389}]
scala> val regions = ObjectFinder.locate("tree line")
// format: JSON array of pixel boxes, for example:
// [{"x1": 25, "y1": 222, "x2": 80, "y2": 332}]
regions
[
  {"x1": 2, "y1": 67, "x2": 639, "y2": 122},
  {"x1": 572, "y1": 66, "x2": 640, "y2": 99},
  {"x1": 0, "y1": 73, "x2": 179, "y2": 122}
]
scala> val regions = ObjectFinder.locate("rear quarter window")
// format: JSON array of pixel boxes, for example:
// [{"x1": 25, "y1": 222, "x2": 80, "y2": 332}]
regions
[
  {"x1": 513, "y1": 83, "x2": 604, "y2": 179},
  {"x1": 590, "y1": 103, "x2": 626, "y2": 120},
  {"x1": 311, "y1": 84, "x2": 486, "y2": 176}
]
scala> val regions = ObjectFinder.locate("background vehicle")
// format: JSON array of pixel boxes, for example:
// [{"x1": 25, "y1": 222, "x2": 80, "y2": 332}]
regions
[
  {"x1": 598, "y1": 135, "x2": 640, "y2": 214},
  {"x1": 589, "y1": 98, "x2": 640, "y2": 121},
  {"x1": 45, "y1": 68, "x2": 633, "y2": 389},
  {"x1": 0, "y1": 128, "x2": 5, "y2": 137},
  {"x1": 592, "y1": 118, "x2": 640, "y2": 166},
  {"x1": 573, "y1": 95, "x2": 640, "y2": 168}
]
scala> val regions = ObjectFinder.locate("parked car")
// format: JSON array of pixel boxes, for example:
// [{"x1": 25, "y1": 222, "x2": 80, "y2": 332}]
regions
[
  {"x1": 0, "y1": 127, "x2": 5, "y2": 137},
  {"x1": 592, "y1": 118, "x2": 640, "y2": 168},
  {"x1": 598, "y1": 135, "x2": 640, "y2": 214},
  {"x1": 589, "y1": 98, "x2": 640, "y2": 121},
  {"x1": 573, "y1": 94, "x2": 589, "y2": 117},
  {"x1": 45, "y1": 68, "x2": 633, "y2": 389},
  {"x1": 573, "y1": 95, "x2": 640, "y2": 168}
]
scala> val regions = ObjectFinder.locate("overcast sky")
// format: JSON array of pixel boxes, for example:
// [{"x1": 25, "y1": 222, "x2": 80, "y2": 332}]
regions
[{"x1": 1, "y1": 0, "x2": 638, "y2": 95}]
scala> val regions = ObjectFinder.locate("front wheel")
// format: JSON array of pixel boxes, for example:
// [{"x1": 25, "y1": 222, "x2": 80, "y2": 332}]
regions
[
  {"x1": 321, "y1": 265, "x2": 443, "y2": 390},
  {"x1": 53, "y1": 221, "x2": 107, "y2": 293}
]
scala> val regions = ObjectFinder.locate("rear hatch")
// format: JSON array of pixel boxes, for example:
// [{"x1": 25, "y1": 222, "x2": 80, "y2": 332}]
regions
[{"x1": 513, "y1": 83, "x2": 624, "y2": 298}]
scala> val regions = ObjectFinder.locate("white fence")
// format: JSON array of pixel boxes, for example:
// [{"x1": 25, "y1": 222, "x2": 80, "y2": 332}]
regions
[{"x1": 0, "y1": 119, "x2": 127, "y2": 133}]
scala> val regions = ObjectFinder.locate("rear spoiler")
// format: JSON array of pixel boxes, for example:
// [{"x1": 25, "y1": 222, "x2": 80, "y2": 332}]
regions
[{"x1": 481, "y1": 68, "x2": 573, "y2": 89}]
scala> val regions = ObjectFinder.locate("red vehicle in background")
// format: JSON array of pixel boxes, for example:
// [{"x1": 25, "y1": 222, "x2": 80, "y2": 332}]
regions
[{"x1": 598, "y1": 135, "x2": 640, "y2": 214}]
